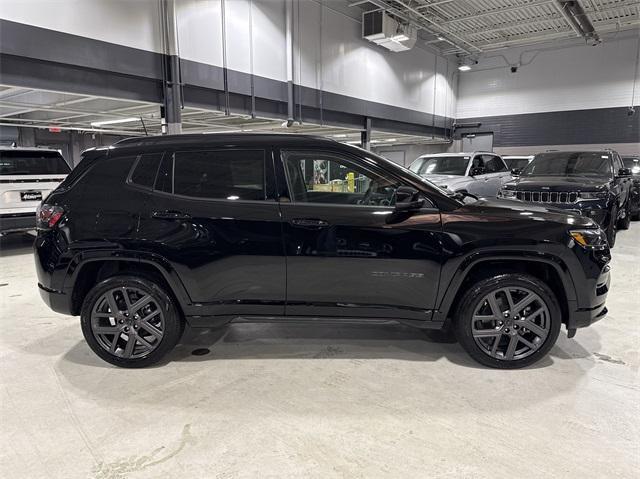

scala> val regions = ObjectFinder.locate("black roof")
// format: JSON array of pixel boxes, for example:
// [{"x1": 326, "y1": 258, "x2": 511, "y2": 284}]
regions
[{"x1": 113, "y1": 132, "x2": 341, "y2": 150}]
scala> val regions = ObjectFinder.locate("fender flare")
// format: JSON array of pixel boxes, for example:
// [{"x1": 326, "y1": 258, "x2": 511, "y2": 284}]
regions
[
  {"x1": 64, "y1": 249, "x2": 192, "y2": 311},
  {"x1": 433, "y1": 251, "x2": 577, "y2": 322}
]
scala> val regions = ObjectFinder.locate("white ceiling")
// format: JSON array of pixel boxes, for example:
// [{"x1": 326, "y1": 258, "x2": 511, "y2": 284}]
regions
[{"x1": 351, "y1": 0, "x2": 640, "y2": 55}]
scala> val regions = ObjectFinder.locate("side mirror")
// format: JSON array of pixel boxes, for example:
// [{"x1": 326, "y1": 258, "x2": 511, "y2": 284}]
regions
[
  {"x1": 617, "y1": 167, "x2": 632, "y2": 178},
  {"x1": 470, "y1": 167, "x2": 485, "y2": 176},
  {"x1": 511, "y1": 168, "x2": 522, "y2": 176},
  {"x1": 394, "y1": 186, "x2": 424, "y2": 212}
]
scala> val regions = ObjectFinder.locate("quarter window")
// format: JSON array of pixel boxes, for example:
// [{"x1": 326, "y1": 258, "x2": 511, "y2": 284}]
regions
[
  {"x1": 282, "y1": 150, "x2": 401, "y2": 206},
  {"x1": 172, "y1": 150, "x2": 265, "y2": 201},
  {"x1": 130, "y1": 152, "x2": 163, "y2": 189}
]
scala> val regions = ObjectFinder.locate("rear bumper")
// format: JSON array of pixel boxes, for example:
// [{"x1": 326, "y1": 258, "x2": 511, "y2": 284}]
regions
[
  {"x1": 0, "y1": 212, "x2": 36, "y2": 233},
  {"x1": 37, "y1": 283, "x2": 72, "y2": 315}
]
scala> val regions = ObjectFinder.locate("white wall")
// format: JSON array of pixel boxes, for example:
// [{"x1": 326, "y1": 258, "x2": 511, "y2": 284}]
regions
[
  {"x1": 0, "y1": 0, "x2": 457, "y2": 119},
  {"x1": 457, "y1": 34, "x2": 640, "y2": 118},
  {"x1": 0, "y1": 0, "x2": 163, "y2": 53}
]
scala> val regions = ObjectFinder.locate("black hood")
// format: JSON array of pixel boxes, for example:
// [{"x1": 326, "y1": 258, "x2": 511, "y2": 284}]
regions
[
  {"x1": 458, "y1": 198, "x2": 595, "y2": 228},
  {"x1": 504, "y1": 175, "x2": 610, "y2": 191}
]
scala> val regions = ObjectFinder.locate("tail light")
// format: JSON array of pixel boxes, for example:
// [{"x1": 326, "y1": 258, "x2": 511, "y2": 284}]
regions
[{"x1": 36, "y1": 204, "x2": 65, "y2": 229}]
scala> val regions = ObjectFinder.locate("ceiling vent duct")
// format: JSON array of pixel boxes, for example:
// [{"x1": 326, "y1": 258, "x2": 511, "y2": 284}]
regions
[{"x1": 362, "y1": 10, "x2": 417, "y2": 52}]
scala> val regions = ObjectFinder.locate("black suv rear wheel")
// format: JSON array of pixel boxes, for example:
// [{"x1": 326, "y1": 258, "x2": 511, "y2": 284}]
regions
[
  {"x1": 454, "y1": 273, "x2": 561, "y2": 369},
  {"x1": 80, "y1": 276, "x2": 183, "y2": 368}
]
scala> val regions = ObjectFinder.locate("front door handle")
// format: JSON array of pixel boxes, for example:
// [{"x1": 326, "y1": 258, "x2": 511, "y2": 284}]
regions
[
  {"x1": 152, "y1": 210, "x2": 191, "y2": 220},
  {"x1": 291, "y1": 218, "x2": 329, "y2": 229}
]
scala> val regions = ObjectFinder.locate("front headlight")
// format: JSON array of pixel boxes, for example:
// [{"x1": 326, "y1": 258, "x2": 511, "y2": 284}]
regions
[
  {"x1": 569, "y1": 229, "x2": 607, "y2": 248},
  {"x1": 499, "y1": 189, "x2": 517, "y2": 198},
  {"x1": 579, "y1": 191, "x2": 608, "y2": 200}
]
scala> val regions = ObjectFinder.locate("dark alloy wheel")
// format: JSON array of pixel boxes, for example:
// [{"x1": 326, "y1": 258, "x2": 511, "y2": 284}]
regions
[
  {"x1": 81, "y1": 276, "x2": 183, "y2": 368},
  {"x1": 454, "y1": 274, "x2": 561, "y2": 369}
]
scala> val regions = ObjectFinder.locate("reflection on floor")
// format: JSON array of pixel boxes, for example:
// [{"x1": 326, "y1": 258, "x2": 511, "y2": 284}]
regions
[{"x1": 1, "y1": 226, "x2": 638, "y2": 478}]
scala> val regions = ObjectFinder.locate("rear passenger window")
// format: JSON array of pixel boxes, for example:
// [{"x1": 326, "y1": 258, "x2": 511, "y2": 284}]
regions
[
  {"x1": 130, "y1": 152, "x2": 163, "y2": 189},
  {"x1": 173, "y1": 150, "x2": 265, "y2": 201}
]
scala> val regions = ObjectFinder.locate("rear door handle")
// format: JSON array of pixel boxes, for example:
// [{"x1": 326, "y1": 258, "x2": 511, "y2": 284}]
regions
[
  {"x1": 291, "y1": 218, "x2": 329, "y2": 228},
  {"x1": 152, "y1": 210, "x2": 191, "y2": 220}
]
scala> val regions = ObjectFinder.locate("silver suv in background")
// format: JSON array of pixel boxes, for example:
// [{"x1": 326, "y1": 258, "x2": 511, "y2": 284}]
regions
[
  {"x1": 0, "y1": 147, "x2": 70, "y2": 235},
  {"x1": 408, "y1": 152, "x2": 512, "y2": 198}
]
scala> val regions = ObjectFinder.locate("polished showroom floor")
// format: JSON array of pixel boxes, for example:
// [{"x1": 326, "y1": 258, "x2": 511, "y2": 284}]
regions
[{"x1": 1, "y1": 226, "x2": 638, "y2": 478}]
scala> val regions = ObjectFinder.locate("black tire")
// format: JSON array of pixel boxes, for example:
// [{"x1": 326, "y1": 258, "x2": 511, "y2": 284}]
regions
[
  {"x1": 453, "y1": 273, "x2": 561, "y2": 369},
  {"x1": 80, "y1": 275, "x2": 183, "y2": 368},
  {"x1": 617, "y1": 202, "x2": 631, "y2": 230},
  {"x1": 606, "y1": 206, "x2": 617, "y2": 247}
]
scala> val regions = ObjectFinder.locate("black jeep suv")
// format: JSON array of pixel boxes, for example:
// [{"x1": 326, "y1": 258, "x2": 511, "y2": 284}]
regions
[
  {"x1": 499, "y1": 150, "x2": 633, "y2": 247},
  {"x1": 35, "y1": 134, "x2": 611, "y2": 369}
]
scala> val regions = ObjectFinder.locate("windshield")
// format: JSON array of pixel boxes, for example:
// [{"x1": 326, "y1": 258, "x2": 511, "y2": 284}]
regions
[
  {"x1": 410, "y1": 156, "x2": 469, "y2": 176},
  {"x1": 522, "y1": 152, "x2": 612, "y2": 177},
  {"x1": 0, "y1": 150, "x2": 70, "y2": 175},
  {"x1": 503, "y1": 158, "x2": 531, "y2": 170}
]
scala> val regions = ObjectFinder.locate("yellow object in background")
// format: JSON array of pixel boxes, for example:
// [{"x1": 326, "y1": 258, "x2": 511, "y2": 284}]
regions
[{"x1": 347, "y1": 172, "x2": 355, "y2": 192}]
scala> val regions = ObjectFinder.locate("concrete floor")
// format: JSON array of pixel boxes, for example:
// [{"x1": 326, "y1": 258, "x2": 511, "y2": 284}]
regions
[{"x1": 0, "y1": 227, "x2": 638, "y2": 479}]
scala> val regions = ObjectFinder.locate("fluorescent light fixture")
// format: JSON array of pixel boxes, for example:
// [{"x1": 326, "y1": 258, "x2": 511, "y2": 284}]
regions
[
  {"x1": 391, "y1": 34, "x2": 409, "y2": 42},
  {"x1": 386, "y1": 138, "x2": 397, "y2": 142},
  {"x1": 90, "y1": 117, "x2": 139, "y2": 127},
  {"x1": 332, "y1": 134, "x2": 347, "y2": 138},
  {"x1": 458, "y1": 65, "x2": 472, "y2": 71},
  {"x1": 227, "y1": 195, "x2": 240, "y2": 200}
]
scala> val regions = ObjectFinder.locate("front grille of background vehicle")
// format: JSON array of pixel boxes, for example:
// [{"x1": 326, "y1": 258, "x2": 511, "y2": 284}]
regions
[{"x1": 515, "y1": 191, "x2": 579, "y2": 204}]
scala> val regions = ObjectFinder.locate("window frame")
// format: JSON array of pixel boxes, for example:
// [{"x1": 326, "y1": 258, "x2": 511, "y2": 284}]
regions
[
  {"x1": 148, "y1": 147, "x2": 272, "y2": 204},
  {"x1": 279, "y1": 147, "x2": 429, "y2": 209}
]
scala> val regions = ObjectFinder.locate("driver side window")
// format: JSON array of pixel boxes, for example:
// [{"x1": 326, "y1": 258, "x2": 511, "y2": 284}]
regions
[{"x1": 282, "y1": 150, "x2": 401, "y2": 206}]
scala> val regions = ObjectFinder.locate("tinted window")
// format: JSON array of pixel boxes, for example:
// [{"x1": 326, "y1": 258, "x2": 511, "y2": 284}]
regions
[
  {"x1": 410, "y1": 156, "x2": 469, "y2": 176},
  {"x1": 0, "y1": 150, "x2": 70, "y2": 175},
  {"x1": 523, "y1": 152, "x2": 613, "y2": 177},
  {"x1": 482, "y1": 155, "x2": 507, "y2": 173},
  {"x1": 130, "y1": 152, "x2": 163, "y2": 189},
  {"x1": 82, "y1": 156, "x2": 137, "y2": 197},
  {"x1": 173, "y1": 150, "x2": 265, "y2": 200},
  {"x1": 283, "y1": 150, "x2": 401, "y2": 206}
]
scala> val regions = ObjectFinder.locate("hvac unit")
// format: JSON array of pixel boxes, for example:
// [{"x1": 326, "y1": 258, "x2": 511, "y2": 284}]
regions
[{"x1": 362, "y1": 10, "x2": 417, "y2": 52}]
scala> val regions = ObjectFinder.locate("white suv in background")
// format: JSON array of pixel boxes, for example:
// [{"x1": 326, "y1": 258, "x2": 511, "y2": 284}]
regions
[
  {"x1": 408, "y1": 152, "x2": 512, "y2": 198},
  {"x1": 0, "y1": 147, "x2": 70, "y2": 235}
]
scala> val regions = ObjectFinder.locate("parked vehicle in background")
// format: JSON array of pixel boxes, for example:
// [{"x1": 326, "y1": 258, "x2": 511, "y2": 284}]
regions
[
  {"x1": 35, "y1": 134, "x2": 611, "y2": 370},
  {"x1": 409, "y1": 152, "x2": 511, "y2": 198},
  {"x1": 499, "y1": 150, "x2": 633, "y2": 246},
  {"x1": 502, "y1": 155, "x2": 534, "y2": 172},
  {"x1": 622, "y1": 156, "x2": 639, "y2": 220},
  {"x1": 0, "y1": 147, "x2": 70, "y2": 235}
]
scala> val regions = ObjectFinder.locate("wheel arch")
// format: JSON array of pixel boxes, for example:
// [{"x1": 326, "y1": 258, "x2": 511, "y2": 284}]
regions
[
  {"x1": 65, "y1": 252, "x2": 191, "y2": 316},
  {"x1": 434, "y1": 254, "x2": 576, "y2": 327}
]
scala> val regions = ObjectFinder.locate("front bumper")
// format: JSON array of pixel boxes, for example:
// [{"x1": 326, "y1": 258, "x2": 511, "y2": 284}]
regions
[
  {"x1": 567, "y1": 261, "x2": 610, "y2": 331},
  {"x1": 0, "y1": 212, "x2": 36, "y2": 234}
]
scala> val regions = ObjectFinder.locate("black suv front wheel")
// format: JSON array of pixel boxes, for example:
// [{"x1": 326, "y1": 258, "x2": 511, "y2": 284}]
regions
[
  {"x1": 80, "y1": 275, "x2": 183, "y2": 368},
  {"x1": 454, "y1": 274, "x2": 561, "y2": 369}
]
